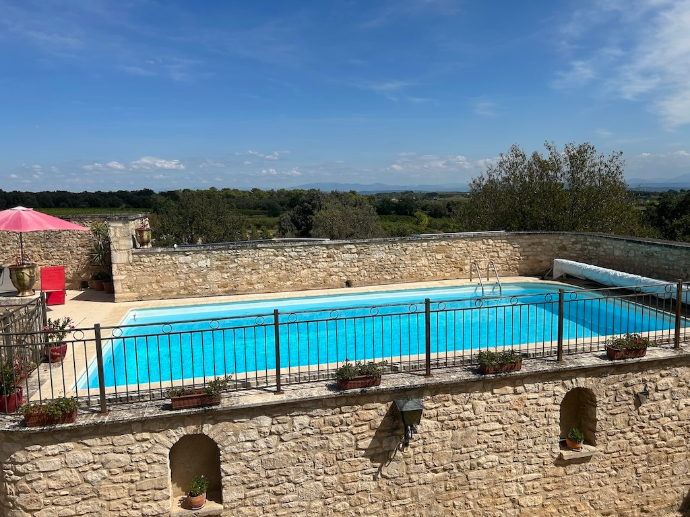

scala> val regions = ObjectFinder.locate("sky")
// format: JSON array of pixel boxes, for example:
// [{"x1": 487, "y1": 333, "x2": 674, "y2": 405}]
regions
[{"x1": 1, "y1": 0, "x2": 690, "y2": 192}]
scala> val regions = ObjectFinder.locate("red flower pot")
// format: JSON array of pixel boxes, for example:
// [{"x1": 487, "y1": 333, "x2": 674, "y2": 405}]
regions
[
  {"x1": 479, "y1": 361, "x2": 522, "y2": 374},
  {"x1": 0, "y1": 388, "x2": 23, "y2": 413},
  {"x1": 186, "y1": 492, "x2": 206, "y2": 510},
  {"x1": 46, "y1": 343, "x2": 68, "y2": 363},
  {"x1": 24, "y1": 408, "x2": 78, "y2": 427}
]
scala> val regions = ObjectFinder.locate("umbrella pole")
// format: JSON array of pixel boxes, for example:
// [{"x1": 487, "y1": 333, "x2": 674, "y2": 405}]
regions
[{"x1": 19, "y1": 232, "x2": 24, "y2": 265}]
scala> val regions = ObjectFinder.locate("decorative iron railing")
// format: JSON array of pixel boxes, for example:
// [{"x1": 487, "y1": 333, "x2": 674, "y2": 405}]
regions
[{"x1": 0, "y1": 282, "x2": 688, "y2": 414}]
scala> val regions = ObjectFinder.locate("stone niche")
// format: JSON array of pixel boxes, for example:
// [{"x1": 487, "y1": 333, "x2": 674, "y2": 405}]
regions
[
  {"x1": 560, "y1": 387, "x2": 597, "y2": 445},
  {"x1": 169, "y1": 433, "x2": 222, "y2": 511}
]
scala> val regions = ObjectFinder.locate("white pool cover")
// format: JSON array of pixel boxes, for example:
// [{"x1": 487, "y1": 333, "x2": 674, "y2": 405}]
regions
[{"x1": 553, "y1": 259, "x2": 689, "y2": 303}]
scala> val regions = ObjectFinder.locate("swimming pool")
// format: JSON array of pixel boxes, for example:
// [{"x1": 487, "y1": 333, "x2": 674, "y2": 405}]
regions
[{"x1": 78, "y1": 282, "x2": 682, "y2": 390}]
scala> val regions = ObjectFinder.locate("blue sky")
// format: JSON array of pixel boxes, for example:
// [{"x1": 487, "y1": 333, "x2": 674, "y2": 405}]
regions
[{"x1": 1, "y1": 0, "x2": 689, "y2": 192}]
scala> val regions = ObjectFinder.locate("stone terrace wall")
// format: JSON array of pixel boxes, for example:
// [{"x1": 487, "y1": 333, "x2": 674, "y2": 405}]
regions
[
  {"x1": 2, "y1": 355, "x2": 690, "y2": 516},
  {"x1": 112, "y1": 232, "x2": 690, "y2": 302}
]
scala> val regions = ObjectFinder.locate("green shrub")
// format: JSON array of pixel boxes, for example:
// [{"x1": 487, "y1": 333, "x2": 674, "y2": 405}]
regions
[
  {"x1": 20, "y1": 397, "x2": 78, "y2": 419},
  {"x1": 335, "y1": 360, "x2": 387, "y2": 380},
  {"x1": 477, "y1": 349, "x2": 522, "y2": 367},
  {"x1": 567, "y1": 428, "x2": 584, "y2": 442},
  {"x1": 607, "y1": 333, "x2": 653, "y2": 351},
  {"x1": 167, "y1": 376, "x2": 231, "y2": 398},
  {"x1": 189, "y1": 475, "x2": 209, "y2": 497}
]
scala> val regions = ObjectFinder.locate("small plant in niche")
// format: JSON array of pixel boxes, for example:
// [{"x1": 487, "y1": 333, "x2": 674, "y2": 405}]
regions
[
  {"x1": 566, "y1": 427, "x2": 584, "y2": 450},
  {"x1": 187, "y1": 474, "x2": 209, "y2": 510}
]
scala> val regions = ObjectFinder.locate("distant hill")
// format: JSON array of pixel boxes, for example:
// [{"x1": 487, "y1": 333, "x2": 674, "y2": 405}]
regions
[
  {"x1": 627, "y1": 173, "x2": 690, "y2": 191},
  {"x1": 294, "y1": 182, "x2": 470, "y2": 193}
]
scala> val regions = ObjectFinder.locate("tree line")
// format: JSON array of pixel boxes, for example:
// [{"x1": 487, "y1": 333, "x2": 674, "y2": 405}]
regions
[{"x1": 2, "y1": 142, "x2": 689, "y2": 245}]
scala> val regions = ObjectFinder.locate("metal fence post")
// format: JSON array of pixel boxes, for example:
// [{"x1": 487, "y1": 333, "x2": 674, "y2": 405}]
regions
[
  {"x1": 94, "y1": 324, "x2": 108, "y2": 414},
  {"x1": 425, "y1": 298, "x2": 432, "y2": 377},
  {"x1": 40, "y1": 292, "x2": 48, "y2": 328},
  {"x1": 274, "y1": 309, "x2": 283, "y2": 394},
  {"x1": 557, "y1": 289, "x2": 564, "y2": 363},
  {"x1": 675, "y1": 280, "x2": 683, "y2": 350}
]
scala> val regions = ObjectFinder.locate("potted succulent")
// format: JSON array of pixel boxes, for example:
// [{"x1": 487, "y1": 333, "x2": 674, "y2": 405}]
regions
[
  {"x1": 20, "y1": 397, "x2": 79, "y2": 427},
  {"x1": 566, "y1": 427, "x2": 584, "y2": 450},
  {"x1": 606, "y1": 333, "x2": 651, "y2": 360},
  {"x1": 477, "y1": 349, "x2": 523, "y2": 374},
  {"x1": 0, "y1": 359, "x2": 23, "y2": 414},
  {"x1": 167, "y1": 376, "x2": 230, "y2": 410},
  {"x1": 187, "y1": 475, "x2": 209, "y2": 510},
  {"x1": 44, "y1": 317, "x2": 74, "y2": 363},
  {"x1": 335, "y1": 360, "x2": 386, "y2": 390}
]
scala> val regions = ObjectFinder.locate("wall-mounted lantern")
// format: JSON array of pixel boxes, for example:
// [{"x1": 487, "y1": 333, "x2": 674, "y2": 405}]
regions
[{"x1": 395, "y1": 398, "x2": 425, "y2": 448}]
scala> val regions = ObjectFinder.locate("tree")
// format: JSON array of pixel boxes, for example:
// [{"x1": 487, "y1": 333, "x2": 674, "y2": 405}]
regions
[
  {"x1": 644, "y1": 191, "x2": 690, "y2": 241},
  {"x1": 460, "y1": 142, "x2": 637, "y2": 234},
  {"x1": 150, "y1": 190, "x2": 247, "y2": 246},
  {"x1": 310, "y1": 192, "x2": 385, "y2": 240}
]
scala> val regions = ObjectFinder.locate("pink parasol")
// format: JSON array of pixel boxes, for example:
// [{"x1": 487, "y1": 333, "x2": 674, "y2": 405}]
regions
[{"x1": 0, "y1": 206, "x2": 89, "y2": 265}]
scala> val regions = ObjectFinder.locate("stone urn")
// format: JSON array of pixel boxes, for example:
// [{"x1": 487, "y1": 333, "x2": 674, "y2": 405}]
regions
[
  {"x1": 135, "y1": 227, "x2": 152, "y2": 248},
  {"x1": 9, "y1": 264, "x2": 38, "y2": 297}
]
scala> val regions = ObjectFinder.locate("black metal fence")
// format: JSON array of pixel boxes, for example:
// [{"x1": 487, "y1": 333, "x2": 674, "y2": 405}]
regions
[{"x1": 0, "y1": 282, "x2": 688, "y2": 413}]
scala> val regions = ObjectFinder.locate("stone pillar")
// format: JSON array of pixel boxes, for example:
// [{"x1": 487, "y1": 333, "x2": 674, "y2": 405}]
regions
[{"x1": 108, "y1": 221, "x2": 133, "y2": 303}]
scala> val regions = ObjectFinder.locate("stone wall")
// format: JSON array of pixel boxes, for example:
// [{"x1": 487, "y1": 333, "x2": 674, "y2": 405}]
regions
[
  {"x1": 2, "y1": 353, "x2": 690, "y2": 516},
  {"x1": 112, "y1": 233, "x2": 690, "y2": 302},
  {"x1": 0, "y1": 214, "x2": 147, "y2": 290}
]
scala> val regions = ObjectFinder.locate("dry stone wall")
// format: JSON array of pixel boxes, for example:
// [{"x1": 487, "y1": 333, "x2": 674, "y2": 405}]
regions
[
  {"x1": 2, "y1": 356, "x2": 690, "y2": 516},
  {"x1": 113, "y1": 233, "x2": 690, "y2": 302}
]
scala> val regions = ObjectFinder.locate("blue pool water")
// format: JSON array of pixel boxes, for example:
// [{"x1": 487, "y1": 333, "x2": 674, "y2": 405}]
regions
[{"x1": 78, "y1": 282, "x2": 681, "y2": 389}]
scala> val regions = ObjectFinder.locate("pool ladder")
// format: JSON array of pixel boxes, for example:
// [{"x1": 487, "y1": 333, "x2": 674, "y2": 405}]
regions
[{"x1": 470, "y1": 260, "x2": 502, "y2": 296}]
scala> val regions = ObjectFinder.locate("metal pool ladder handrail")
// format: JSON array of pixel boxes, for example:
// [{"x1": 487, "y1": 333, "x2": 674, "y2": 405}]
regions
[
  {"x1": 470, "y1": 261, "x2": 485, "y2": 296},
  {"x1": 487, "y1": 260, "x2": 502, "y2": 295}
]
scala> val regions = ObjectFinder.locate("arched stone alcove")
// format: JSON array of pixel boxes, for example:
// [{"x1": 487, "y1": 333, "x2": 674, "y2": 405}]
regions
[
  {"x1": 560, "y1": 387, "x2": 597, "y2": 445},
  {"x1": 169, "y1": 434, "x2": 222, "y2": 508}
]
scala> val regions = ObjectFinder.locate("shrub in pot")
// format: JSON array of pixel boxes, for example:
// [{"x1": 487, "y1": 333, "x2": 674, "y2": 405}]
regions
[
  {"x1": 566, "y1": 427, "x2": 584, "y2": 450},
  {"x1": 167, "y1": 376, "x2": 230, "y2": 410},
  {"x1": 335, "y1": 360, "x2": 386, "y2": 390},
  {"x1": 477, "y1": 349, "x2": 523, "y2": 374},
  {"x1": 187, "y1": 475, "x2": 209, "y2": 509},
  {"x1": 20, "y1": 397, "x2": 79, "y2": 427},
  {"x1": 606, "y1": 333, "x2": 652, "y2": 360},
  {"x1": 0, "y1": 359, "x2": 23, "y2": 413},
  {"x1": 44, "y1": 317, "x2": 74, "y2": 363}
]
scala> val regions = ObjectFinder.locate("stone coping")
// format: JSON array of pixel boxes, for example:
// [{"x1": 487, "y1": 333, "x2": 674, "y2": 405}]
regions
[{"x1": 1, "y1": 342, "x2": 688, "y2": 434}]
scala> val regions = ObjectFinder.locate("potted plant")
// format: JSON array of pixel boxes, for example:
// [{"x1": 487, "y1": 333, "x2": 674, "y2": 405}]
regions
[
  {"x1": 44, "y1": 317, "x2": 74, "y2": 363},
  {"x1": 566, "y1": 427, "x2": 584, "y2": 450},
  {"x1": 477, "y1": 349, "x2": 523, "y2": 374},
  {"x1": 20, "y1": 397, "x2": 79, "y2": 427},
  {"x1": 0, "y1": 359, "x2": 23, "y2": 414},
  {"x1": 167, "y1": 376, "x2": 230, "y2": 410},
  {"x1": 335, "y1": 360, "x2": 386, "y2": 390},
  {"x1": 187, "y1": 475, "x2": 209, "y2": 510},
  {"x1": 9, "y1": 252, "x2": 38, "y2": 297},
  {"x1": 135, "y1": 223, "x2": 152, "y2": 248},
  {"x1": 90, "y1": 221, "x2": 112, "y2": 291},
  {"x1": 606, "y1": 333, "x2": 651, "y2": 360},
  {"x1": 101, "y1": 273, "x2": 114, "y2": 294}
]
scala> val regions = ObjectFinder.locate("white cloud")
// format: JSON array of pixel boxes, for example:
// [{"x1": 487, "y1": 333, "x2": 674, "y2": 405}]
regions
[
  {"x1": 389, "y1": 164, "x2": 403, "y2": 171},
  {"x1": 130, "y1": 156, "x2": 185, "y2": 170},
  {"x1": 261, "y1": 168, "x2": 277, "y2": 175},
  {"x1": 243, "y1": 160, "x2": 252, "y2": 165},
  {"x1": 474, "y1": 100, "x2": 497, "y2": 117},
  {"x1": 245, "y1": 150, "x2": 287, "y2": 161},
  {"x1": 555, "y1": 0, "x2": 690, "y2": 128},
  {"x1": 82, "y1": 161, "x2": 127, "y2": 171},
  {"x1": 199, "y1": 159, "x2": 225, "y2": 169}
]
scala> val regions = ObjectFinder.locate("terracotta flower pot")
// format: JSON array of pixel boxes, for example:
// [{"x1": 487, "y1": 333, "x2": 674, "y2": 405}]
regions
[
  {"x1": 186, "y1": 492, "x2": 206, "y2": 510},
  {"x1": 170, "y1": 390, "x2": 220, "y2": 410},
  {"x1": 92, "y1": 279, "x2": 104, "y2": 291},
  {"x1": 337, "y1": 375, "x2": 381, "y2": 390},
  {"x1": 103, "y1": 281, "x2": 114, "y2": 294},
  {"x1": 24, "y1": 408, "x2": 78, "y2": 427},
  {"x1": 479, "y1": 361, "x2": 522, "y2": 374},
  {"x1": 566, "y1": 437, "x2": 583, "y2": 450}
]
